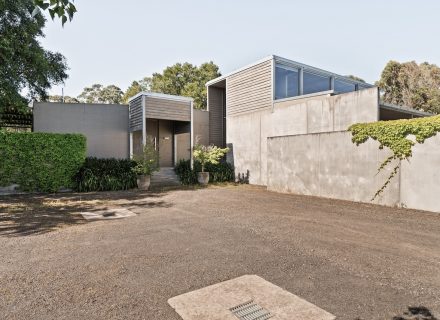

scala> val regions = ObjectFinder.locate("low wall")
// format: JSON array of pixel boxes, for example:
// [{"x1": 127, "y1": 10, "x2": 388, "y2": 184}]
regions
[
  {"x1": 267, "y1": 131, "x2": 440, "y2": 212},
  {"x1": 227, "y1": 88, "x2": 379, "y2": 185},
  {"x1": 33, "y1": 102, "x2": 129, "y2": 159}
]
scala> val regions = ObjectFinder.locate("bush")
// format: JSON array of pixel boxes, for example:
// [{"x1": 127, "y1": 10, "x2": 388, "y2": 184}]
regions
[
  {"x1": 74, "y1": 157, "x2": 137, "y2": 192},
  {"x1": 174, "y1": 159, "x2": 235, "y2": 185},
  {"x1": 0, "y1": 132, "x2": 86, "y2": 192}
]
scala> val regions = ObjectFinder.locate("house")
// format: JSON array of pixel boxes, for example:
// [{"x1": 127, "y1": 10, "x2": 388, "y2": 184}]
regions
[{"x1": 205, "y1": 55, "x2": 430, "y2": 185}]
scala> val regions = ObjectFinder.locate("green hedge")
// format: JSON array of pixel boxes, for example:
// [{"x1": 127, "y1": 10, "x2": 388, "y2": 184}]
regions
[
  {"x1": 0, "y1": 132, "x2": 86, "y2": 192},
  {"x1": 175, "y1": 159, "x2": 235, "y2": 185},
  {"x1": 74, "y1": 157, "x2": 137, "y2": 192}
]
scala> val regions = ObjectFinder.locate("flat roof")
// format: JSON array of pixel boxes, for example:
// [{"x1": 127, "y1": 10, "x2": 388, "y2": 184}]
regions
[
  {"x1": 379, "y1": 102, "x2": 433, "y2": 118},
  {"x1": 206, "y1": 55, "x2": 374, "y2": 88},
  {"x1": 128, "y1": 91, "x2": 193, "y2": 104}
]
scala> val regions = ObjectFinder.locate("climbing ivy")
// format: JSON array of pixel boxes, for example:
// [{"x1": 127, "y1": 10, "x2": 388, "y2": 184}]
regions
[{"x1": 348, "y1": 115, "x2": 440, "y2": 200}]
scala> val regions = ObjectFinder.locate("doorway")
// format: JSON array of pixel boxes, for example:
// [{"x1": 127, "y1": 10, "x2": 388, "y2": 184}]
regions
[{"x1": 146, "y1": 119, "x2": 174, "y2": 167}]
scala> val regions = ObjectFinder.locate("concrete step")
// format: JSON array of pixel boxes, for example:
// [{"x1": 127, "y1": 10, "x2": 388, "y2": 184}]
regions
[{"x1": 151, "y1": 167, "x2": 181, "y2": 187}]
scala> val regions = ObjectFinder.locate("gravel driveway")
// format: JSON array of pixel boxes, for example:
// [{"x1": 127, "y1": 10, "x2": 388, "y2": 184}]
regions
[{"x1": 0, "y1": 185, "x2": 439, "y2": 319}]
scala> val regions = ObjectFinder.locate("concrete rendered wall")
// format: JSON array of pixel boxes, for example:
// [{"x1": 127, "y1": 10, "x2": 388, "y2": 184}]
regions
[
  {"x1": 33, "y1": 102, "x2": 129, "y2": 159},
  {"x1": 267, "y1": 131, "x2": 440, "y2": 213},
  {"x1": 227, "y1": 88, "x2": 379, "y2": 185},
  {"x1": 267, "y1": 131, "x2": 400, "y2": 206}
]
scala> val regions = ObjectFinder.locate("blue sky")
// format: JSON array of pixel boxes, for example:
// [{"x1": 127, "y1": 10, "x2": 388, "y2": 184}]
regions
[{"x1": 41, "y1": 0, "x2": 440, "y2": 97}]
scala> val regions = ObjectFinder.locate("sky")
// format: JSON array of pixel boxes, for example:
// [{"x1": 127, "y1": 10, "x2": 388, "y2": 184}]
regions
[{"x1": 41, "y1": 0, "x2": 440, "y2": 97}]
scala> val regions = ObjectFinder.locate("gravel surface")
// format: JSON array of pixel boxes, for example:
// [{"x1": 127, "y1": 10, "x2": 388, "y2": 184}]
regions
[{"x1": 0, "y1": 185, "x2": 439, "y2": 320}]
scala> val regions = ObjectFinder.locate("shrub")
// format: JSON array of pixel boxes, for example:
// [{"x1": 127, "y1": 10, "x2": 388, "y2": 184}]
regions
[
  {"x1": 193, "y1": 144, "x2": 229, "y2": 172},
  {"x1": 174, "y1": 159, "x2": 235, "y2": 185},
  {"x1": 74, "y1": 157, "x2": 137, "y2": 192},
  {"x1": 0, "y1": 132, "x2": 86, "y2": 192},
  {"x1": 132, "y1": 140, "x2": 159, "y2": 176}
]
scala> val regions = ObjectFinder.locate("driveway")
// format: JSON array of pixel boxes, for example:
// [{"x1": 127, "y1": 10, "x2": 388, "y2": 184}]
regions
[{"x1": 0, "y1": 185, "x2": 439, "y2": 319}]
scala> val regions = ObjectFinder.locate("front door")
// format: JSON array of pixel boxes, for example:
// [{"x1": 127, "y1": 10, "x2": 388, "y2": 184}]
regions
[
  {"x1": 146, "y1": 119, "x2": 173, "y2": 167},
  {"x1": 158, "y1": 120, "x2": 173, "y2": 167}
]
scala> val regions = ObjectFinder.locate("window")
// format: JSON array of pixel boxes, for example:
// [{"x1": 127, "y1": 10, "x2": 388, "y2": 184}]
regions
[
  {"x1": 334, "y1": 79, "x2": 356, "y2": 93},
  {"x1": 303, "y1": 71, "x2": 331, "y2": 95},
  {"x1": 275, "y1": 65, "x2": 299, "y2": 100}
]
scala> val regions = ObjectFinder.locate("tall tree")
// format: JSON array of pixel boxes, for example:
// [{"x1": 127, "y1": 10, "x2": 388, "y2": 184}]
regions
[
  {"x1": 78, "y1": 84, "x2": 123, "y2": 104},
  {"x1": 150, "y1": 62, "x2": 221, "y2": 109},
  {"x1": 33, "y1": 0, "x2": 76, "y2": 25},
  {"x1": 377, "y1": 60, "x2": 440, "y2": 114},
  {"x1": 122, "y1": 77, "x2": 152, "y2": 104},
  {"x1": 0, "y1": 0, "x2": 68, "y2": 111}
]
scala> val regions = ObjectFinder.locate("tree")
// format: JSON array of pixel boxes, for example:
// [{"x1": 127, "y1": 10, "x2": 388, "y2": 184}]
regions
[
  {"x1": 78, "y1": 84, "x2": 123, "y2": 104},
  {"x1": 33, "y1": 0, "x2": 76, "y2": 26},
  {"x1": 0, "y1": 0, "x2": 68, "y2": 111},
  {"x1": 48, "y1": 95, "x2": 79, "y2": 103},
  {"x1": 377, "y1": 60, "x2": 440, "y2": 114},
  {"x1": 346, "y1": 75, "x2": 366, "y2": 83},
  {"x1": 150, "y1": 62, "x2": 221, "y2": 109},
  {"x1": 122, "y1": 77, "x2": 152, "y2": 104}
]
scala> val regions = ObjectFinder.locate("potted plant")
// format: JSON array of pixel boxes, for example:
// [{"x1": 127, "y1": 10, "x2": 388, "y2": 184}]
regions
[
  {"x1": 193, "y1": 144, "x2": 229, "y2": 185},
  {"x1": 132, "y1": 140, "x2": 159, "y2": 190}
]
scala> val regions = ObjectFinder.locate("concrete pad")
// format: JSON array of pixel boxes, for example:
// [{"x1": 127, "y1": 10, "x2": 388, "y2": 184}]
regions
[
  {"x1": 80, "y1": 208, "x2": 136, "y2": 221},
  {"x1": 168, "y1": 275, "x2": 335, "y2": 320}
]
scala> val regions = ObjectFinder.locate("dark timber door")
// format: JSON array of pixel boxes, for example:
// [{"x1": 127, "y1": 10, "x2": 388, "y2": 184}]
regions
[{"x1": 158, "y1": 120, "x2": 173, "y2": 167}]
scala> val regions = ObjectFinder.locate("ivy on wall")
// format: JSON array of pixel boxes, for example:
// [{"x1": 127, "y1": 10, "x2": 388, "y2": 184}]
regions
[
  {"x1": 0, "y1": 132, "x2": 86, "y2": 192},
  {"x1": 348, "y1": 115, "x2": 440, "y2": 200}
]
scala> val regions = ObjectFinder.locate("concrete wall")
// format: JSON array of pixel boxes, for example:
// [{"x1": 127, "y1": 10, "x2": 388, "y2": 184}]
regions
[
  {"x1": 267, "y1": 131, "x2": 440, "y2": 213},
  {"x1": 33, "y1": 102, "x2": 129, "y2": 159},
  {"x1": 227, "y1": 88, "x2": 379, "y2": 185}
]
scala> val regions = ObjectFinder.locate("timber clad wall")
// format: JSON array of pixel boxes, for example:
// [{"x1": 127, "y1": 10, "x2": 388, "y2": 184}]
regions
[
  {"x1": 129, "y1": 96, "x2": 142, "y2": 132},
  {"x1": 226, "y1": 60, "x2": 272, "y2": 115},
  {"x1": 145, "y1": 97, "x2": 191, "y2": 122},
  {"x1": 208, "y1": 86, "x2": 225, "y2": 147}
]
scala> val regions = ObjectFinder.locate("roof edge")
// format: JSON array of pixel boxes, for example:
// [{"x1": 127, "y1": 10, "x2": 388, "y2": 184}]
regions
[{"x1": 128, "y1": 91, "x2": 193, "y2": 103}]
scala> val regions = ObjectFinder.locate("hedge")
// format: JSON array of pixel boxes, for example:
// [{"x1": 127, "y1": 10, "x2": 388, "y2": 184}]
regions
[
  {"x1": 174, "y1": 159, "x2": 235, "y2": 185},
  {"x1": 0, "y1": 132, "x2": 86, "y2": 192},
  {"x1": 74, "y1": 157, "x2": 137, "y2": 192}
]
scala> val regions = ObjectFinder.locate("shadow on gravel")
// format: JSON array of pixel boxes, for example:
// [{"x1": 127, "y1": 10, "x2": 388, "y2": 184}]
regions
[
  {"x1": 392, "y1": 307, "x2": 438, "y2": 320},
  {"x1": 0, "y1": 190, "x2": 171, "y2": 237}
]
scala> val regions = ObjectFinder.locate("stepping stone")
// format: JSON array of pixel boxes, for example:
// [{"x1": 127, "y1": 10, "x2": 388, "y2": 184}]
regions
[
  {"x1": 168, "y1": 275, "x2": 335, "y2": 320},
  {"x1": 80, "y1": 208, "x2": 136, "y2": 220}
]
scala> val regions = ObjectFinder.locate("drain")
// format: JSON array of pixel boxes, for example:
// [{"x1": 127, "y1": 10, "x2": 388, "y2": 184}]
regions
[{"x1": 230, "y1": 300, "x2": 273, "y2": 320}]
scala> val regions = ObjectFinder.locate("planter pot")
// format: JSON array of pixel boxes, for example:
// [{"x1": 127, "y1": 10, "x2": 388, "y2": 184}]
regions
[
  {"x1": 197, "y1": 172, "x2": 210, "y2": 185},
  {"x1": 137, "y1": 175, "x2": 151, "y2": 190}
]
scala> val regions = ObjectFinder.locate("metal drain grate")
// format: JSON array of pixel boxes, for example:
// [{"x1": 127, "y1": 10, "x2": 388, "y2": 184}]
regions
[{"x1": 230, "y1": 300, "x2": 273, "y2": 320}]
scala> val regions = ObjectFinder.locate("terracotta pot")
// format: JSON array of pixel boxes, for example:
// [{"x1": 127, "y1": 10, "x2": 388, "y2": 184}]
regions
[
  {"x1": 197, "y1": 172, "x2": 210, "y2": 185},
  {"x1": 137, "y1": 175, "x2": 151, "y2": 190}
]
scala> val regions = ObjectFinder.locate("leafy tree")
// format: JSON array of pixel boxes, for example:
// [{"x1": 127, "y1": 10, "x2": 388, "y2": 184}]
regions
[
  {"x1": 48, "y1": 95, "x2": 79, "y2": 103},
  {"x1": 122, "y1": 77, "x2": 152, "y2": 104},
  {"x1": 78, "y1": 84, "x2": 123, "y2": 104},
  {"x1": 0, "y1": 0, "x2": 68, "y2": 111},
  {"x1": 377, "y1": 60, "x2": 440, "y2": 114},
  {"x1": 346, "y1": 75, "x2": 366, "y2": 83},
  {"x1": 150, "y1": 62, "x2": 221, "y2": 109},
  {"x1": 32, "y1": 0, "x2": 76, "y2": 25}
]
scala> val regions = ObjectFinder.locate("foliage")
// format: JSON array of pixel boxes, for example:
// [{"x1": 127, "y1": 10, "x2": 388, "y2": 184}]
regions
[
  {"x1": 0, "y1": 0, "x2": 68, "y2": 112},
  {"x1": 78, "y1": 84, "x2": 123, "y2": 104},
  {"x1": 132, "y1": 140, "x2": 159, "y2": 176},
  {"x1": 48, "y1": 95, "x2": 79, "y2": 103},
  {"x1": 0, "y1": 132, "x2": 86, "y2": 192},
  {"x1": 0, "y1": 107, "x2": 33, "y2": 129},
  {"x1": 174, "y1": 159, "x2": 235, "y2": 185},
  {"x1": 150, "y1": 62, "x2": 221, "y2": 109},
  {"x1": 193, "y1": 144, "x2": 229, "y2": 172},
  {"x1": 346, "y1": 75, "x2": 366, "y2": 83},
  {"x1": 122, "y1": 78, "x2": 152, "y2": 104},
  {"x1": 348, "y1": 115, "x2": 440, "y2": 199},
  {"x1": 33, "y1": 0, "x2": 76, "y2": 26},
  {"x1": 377, "y1": 60, "x2": 440, "y2": 114},
  {"x1": 74, "y1": 157, "x2": 137, "y2": 192}
]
